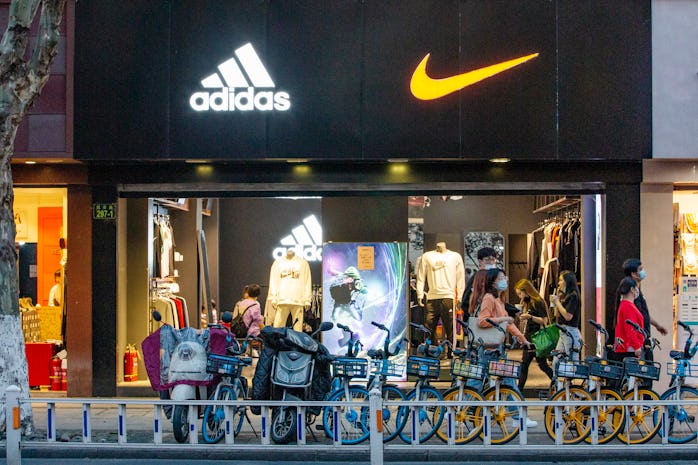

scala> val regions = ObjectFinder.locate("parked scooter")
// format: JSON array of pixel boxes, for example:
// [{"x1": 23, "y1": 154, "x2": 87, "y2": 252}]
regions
[
  {"x1": 252, "y1": 321, "x2": 334, "y2": 444},
  {"x1": 142, "y1": 310, "x2": 228, "y2": 443}
]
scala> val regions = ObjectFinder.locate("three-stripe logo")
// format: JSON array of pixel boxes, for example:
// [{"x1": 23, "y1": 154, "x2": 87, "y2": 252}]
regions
[
  {"x1": 189, "y1": 43, "x2": 291, "y2": 112},
  {"x1": 273, "y1": 214, "x2": 323, "y2": 261}
]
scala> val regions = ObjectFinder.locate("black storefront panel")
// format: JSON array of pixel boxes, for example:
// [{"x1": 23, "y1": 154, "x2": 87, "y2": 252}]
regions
[
  {"x1": 74, "y1": 0, "x2": 650, "y2": 161},
  {"x1": 362, "y1": 0, "x2": 460, "y2": 158},
  {"x1": 457, "y1": 0, "x2": 557, "y2": 159}
]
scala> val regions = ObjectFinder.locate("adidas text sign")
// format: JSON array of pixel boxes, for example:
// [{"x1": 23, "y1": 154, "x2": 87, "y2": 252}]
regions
[{"x1": 189, "y1": 43, "x2": 291, "y2": 112}]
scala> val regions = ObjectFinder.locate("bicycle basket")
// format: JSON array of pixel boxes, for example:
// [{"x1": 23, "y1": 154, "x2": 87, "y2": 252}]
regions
[
  {"x1": 407, "y1": 356, "x2": 441, "y2": 379},
  {"x1": 332, "y1": 357, "x2": 369, "y2": 378},
  {"x1": 451, "y1": 358, "x2": 484, "y2": 380},
  {"x1": 206, "y1": 354, "x2": 244, "y2": 377},
  {"x1": 623, "y1": 357, "x2": 660, "y2": 380},
  {"x1": 488, "y1": 359, "x2": 521, "y2": 379},
  {"x1": 555, "y1": 360, "x2": 590, "y2": 379},
  {"x1": 667, "y1": 360, "x2": 698, "y2": 378},
  {"x1": 589, "y1": 358, "x2": 624, "y2": 380},
  {"x1": 370, "y1": 359, "x2": 404, "y2": 377}
]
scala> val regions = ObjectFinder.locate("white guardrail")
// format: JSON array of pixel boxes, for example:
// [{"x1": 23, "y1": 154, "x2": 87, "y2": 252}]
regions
[{"x1": 4, "y1": 385, "x2": 698, "y2": 465}]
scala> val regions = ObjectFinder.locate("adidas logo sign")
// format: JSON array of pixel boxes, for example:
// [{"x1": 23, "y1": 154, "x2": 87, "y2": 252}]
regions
[
  {"x1": 189, "y1": 43, "x2": 290, "y2": 112},
  {"x1": 273, "y1": 214, "x2": 323, "y2": 262}
]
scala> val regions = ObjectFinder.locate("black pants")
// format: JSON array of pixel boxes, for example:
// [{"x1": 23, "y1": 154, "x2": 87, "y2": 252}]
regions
[
  {"x1": 425, "y1": 298, "x2": 453, "y2": 350},
  {"x1": 518, "y1": 347, "x2": 554, "y2": 391}
]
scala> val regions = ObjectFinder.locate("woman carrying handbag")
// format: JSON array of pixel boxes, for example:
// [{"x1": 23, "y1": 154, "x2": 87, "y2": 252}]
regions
[{"x1": 514, "y1": 279, "x2": 554, "y2": 391}]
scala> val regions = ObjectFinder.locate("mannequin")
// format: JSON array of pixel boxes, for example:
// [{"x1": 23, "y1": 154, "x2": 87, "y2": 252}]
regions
[
  {"x1": 416, "y1": 242, "x2": 465, "y2": 352},
  {"x1": 268, "y1": 248, "x2": 312, "y2": 332}
]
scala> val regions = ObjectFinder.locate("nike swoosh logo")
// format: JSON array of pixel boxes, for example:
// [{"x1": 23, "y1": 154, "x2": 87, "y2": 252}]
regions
[{"x1": 410, "y1": 52, "x2": 539, "y2": 100}]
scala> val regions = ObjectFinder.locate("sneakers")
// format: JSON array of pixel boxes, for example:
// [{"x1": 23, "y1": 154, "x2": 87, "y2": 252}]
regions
[{"x1": 511, "y1": 417, "x2": 538, "y2": 429}]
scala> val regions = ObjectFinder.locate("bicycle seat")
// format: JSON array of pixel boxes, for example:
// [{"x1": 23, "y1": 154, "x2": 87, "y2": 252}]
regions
[
  {"x1": 239, "y1": 356, "x2": 253, "y2": 366},
  {"x1": 670, "y1": 350, "x2": 685, "y2": 360},
  {"x1": 453, "y1": 348, "x2": 468, "y2": 357},
  {"x1": 368, "y1": 349, "x2": 384, "y2": 359},
  {"x1": 484, "y1": 348, "x2": 501, "y2": 358}
]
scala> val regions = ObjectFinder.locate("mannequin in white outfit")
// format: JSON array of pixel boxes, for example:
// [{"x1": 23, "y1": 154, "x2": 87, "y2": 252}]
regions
[
  {"x1": 268, "y1": 249, "x2": 312, "y2": 332},
  {"x1": 416, "y1": 242, "x2": 465, "y2": 352}
]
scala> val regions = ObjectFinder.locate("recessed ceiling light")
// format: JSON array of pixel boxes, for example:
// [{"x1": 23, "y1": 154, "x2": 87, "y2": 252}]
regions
[
  {"x1": 24, "y1": 161, "x2": 36, "y2": 164},
  {"x1": 489, "y1": 157, "x2": 511, "y2": 164}
]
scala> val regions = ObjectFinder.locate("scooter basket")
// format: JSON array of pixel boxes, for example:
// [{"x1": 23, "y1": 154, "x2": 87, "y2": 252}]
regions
[
  {"x1": 206, "y1": 354, "x2": 244, "y2": 377},
  {"x1": 488, "y1": 359, "x2": 521, "y2": 378},
  {"x1": 451, "y1": 359, "x2": 485, "y2": 380},
  {"x1": 332, "y1": 357, "x2": 369, "y2": 378},
  {"x1": 370, "y1": 359, "x2": 404, "y2": 377},
  {"x1": 589, "y1": 358, "x2": 624, "y2": 380},
  {"x1": 407, "y1": 356, "x2": 441, "y2": 379},
  {"x1": 623, "y1": 357, "x2": 660, "y2": 380},
  {"x1": 556, "y1": 360, "x2": 589, "y2": 379}
]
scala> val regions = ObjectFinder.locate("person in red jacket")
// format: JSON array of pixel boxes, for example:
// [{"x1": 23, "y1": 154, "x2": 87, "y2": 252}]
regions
[{"x1": 614, "y1": 277, "x2": 645, "y2": 358}]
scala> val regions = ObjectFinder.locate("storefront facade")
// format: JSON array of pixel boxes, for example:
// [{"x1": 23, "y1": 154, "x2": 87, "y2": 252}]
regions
[{"x1": 66, "y1": 0, "x2": 651, "y2": 396}]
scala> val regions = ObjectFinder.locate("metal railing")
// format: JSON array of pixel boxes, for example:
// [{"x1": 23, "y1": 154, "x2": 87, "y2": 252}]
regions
[{"x1": 5, "y1": 385, "x2": 698, "y2": 465}]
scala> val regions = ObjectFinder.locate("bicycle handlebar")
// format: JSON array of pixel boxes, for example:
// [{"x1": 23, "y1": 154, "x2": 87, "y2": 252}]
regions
[{"x1": 371, "y1": 320, "x2": 404, "y2": 358}]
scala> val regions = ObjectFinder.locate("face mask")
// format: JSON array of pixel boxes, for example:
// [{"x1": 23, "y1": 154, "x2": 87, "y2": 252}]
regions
[
  {"x1": 484, "y1": 263, "x2": 496, "y2": 270},
  {"x1": 496, "y1": 279, "x2": 508, "y2": 292},
  {"x1": 638, "y1": 270, "x2": 647, "y2": 280}
]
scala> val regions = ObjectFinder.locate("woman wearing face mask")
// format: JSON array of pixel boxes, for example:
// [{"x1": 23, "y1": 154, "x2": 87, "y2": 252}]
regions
[
  {"x1": 472, "y1": 268, "x2": 536, "y2": 427},
  {"x1": 613, "y1": 277, "x2": 645, "y2": 359},
  {"x1": 549, "y1": 270, "x2": 582, "y2": 367},
  {"x1": 514, "y1": 279, "x2": 554, "y2": 391}
]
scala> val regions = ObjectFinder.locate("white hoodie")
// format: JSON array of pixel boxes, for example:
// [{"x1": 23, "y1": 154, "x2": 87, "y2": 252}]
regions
[{"x1": 268, "y1": 255, "x2": 312, "y2": 306}]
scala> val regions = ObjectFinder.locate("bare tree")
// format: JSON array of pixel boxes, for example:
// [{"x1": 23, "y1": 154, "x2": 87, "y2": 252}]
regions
[{"x1": 0, "y1": 0, "x2": 66, "y2": 434}]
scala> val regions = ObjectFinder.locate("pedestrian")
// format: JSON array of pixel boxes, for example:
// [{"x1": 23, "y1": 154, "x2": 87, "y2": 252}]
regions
[
  {"x1": 549, "y1": 270, "x2": 582, "y2": 371},
  {"x1": 461, "y1": 247, "x2": 497, "y2": 315},
  {"x1": 613, "y1": 277, "x2": 645, "y2": 359},
  {"x1": 514, "y1": 279, "x2": 554, "y2": 391},
  {"x1": 622, "y1": 258, "x2": 668, "y2": 361}
]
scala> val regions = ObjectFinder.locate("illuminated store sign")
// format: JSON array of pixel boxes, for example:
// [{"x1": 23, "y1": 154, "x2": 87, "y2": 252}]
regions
[
  {"x1": 189, "y1": 43, "x2": 291, "y2": 112},
  {"x1": 410, "y1": 52, "x2": 539, "y2": 100},
  {"x1": 273, "y1": 214, "x2": 322, "y2": 261}
]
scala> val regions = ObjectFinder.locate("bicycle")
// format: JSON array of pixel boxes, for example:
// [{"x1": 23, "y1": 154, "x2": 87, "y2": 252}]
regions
[
  {"x1": 396, "y1": 322, "x2": 448, "y2": 444},
  {"x1": 469, "y1": 318, "x2": 527, "y2": 445},
  {"x1": 201, "y1": 333, "x2": 259, "y2": 443},
  {"x1": 583, "y1": 319, "x2": 626, "y2": 444},
  {"x1": 543, "y1": 324, "x2": 592, "y2": 444},
  {"x1": 321, "y1": 323, "x2": 370, "y2": 445},
  {"x1": 655, "y1": 320, "x2": 698, "y2": 443},
  {"x1": 364, "y1": 321, "x2": 408, "y2": 443},
  {"x1": 434, "y1": 318, "x2": 484, "y2": 444},
  {"x1": 615, "y1": 319, "x2": 662, "y2": 444}
]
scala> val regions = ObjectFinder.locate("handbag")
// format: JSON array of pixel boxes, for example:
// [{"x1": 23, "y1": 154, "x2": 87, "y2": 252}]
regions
[
  {"x1": 530, "y1": 325, "x2": 560, "y2": 358},
  {"x1": 468, "y1": 304, "x2": 507, "y2": 347}
]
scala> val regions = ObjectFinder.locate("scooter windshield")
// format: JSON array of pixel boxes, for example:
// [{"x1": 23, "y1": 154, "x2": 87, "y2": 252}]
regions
[{"x1": 284, "y1": 329, "x2": 318, "y2": 353}]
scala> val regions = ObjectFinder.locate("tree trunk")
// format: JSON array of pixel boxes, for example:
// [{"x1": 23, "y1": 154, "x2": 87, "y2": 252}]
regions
[{"x1": 0, "y1": 0, "x2": 66, "y2": 434}]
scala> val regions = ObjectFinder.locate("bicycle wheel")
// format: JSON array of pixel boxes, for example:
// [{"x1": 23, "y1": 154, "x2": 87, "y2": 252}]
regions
[
  {"x1": 435, "y1": 385, "x2": 483, "y2": 444},
  {"x1": 585, "y1": 387, "x2": 625, "y2": 444},
  {"x1": 657, "y1": 385, "x2": 698, "y2": 444},
  {"x1": 322, "y1": 385, "x2": 370, "y2": 445},
  {"x1": 398, "y1": 386, "x2": 444, "y2": 443},
  {"x1": 617, "y1": 388, "x2": 661, "y2": 444},
  {"x1": 478, "y1": 386, "x2": 524, "y2": 445},
  {"x1": 380, "y1": 385, "x2": 406, "y2": 443},
  {"x1": 542, "y1": 386, "x2": 591, "y2": 444},
  {"x1": 202, "y1": 385, "x2": 240, "y2": 444}
]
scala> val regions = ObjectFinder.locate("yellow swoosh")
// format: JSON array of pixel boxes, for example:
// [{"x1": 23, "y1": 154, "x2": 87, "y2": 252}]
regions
[{"x1": 410, "y1": 52, "x2": 539, "y2": 100}]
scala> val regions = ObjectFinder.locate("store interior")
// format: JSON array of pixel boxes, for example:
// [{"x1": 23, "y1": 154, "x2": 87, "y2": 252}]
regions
[{"x1": 114, "y1": 193, "x2": 597, "y2": 393}]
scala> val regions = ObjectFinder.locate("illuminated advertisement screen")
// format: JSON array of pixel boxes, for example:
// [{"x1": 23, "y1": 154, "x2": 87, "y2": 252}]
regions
[{"x1": 322, "y1": 242, "x2": 408, "y2": 373}]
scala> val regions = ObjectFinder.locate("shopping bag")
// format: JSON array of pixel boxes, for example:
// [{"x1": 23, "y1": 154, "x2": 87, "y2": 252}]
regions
[{"x1": 531, "y1": 325, "x2": 560, "y2": 358}]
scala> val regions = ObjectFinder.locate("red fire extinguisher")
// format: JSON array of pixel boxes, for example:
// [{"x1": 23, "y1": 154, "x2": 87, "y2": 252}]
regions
[
  {"x1": 124, "y1": 344, "x2": 139, "y2": 382},
  {"x1": 50, "y1": 357, "x2": 62, "y2": 391}
]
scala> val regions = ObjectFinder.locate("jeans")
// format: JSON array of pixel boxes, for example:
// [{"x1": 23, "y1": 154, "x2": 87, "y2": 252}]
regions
[{"x1": 553, "y1": 325, "x2": 582, "y2": 373}]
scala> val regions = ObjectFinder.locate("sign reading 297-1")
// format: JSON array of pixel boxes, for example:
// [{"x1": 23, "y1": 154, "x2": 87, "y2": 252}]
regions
[
  {"x1": 93, "y1": 203, "x2": 117, "y2": 220},
  {"x1": 189, "y1": 43, "x2": 290, "y2": 112}
]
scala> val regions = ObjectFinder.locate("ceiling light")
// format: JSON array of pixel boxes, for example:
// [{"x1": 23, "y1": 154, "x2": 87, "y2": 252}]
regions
[
  {"x1": 489, "y1": 157, "x2": 510, "y2": 164},
  {"x1": 24, "y1": 161, "x2": 36, "y2": 164}
]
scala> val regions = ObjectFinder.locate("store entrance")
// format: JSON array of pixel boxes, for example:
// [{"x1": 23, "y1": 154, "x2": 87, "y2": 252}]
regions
[{"x1": 116, "y1": 192, "x2": 603, "y2": 397}]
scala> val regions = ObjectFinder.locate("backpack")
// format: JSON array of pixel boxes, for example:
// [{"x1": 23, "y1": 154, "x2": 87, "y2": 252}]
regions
[{"x1": 230, "y1": 302, "x2": 256, "y2": 338}]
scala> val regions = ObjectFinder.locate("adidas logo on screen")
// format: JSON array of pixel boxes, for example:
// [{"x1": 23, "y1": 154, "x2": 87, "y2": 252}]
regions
[
  {"x1": 273, "y1": 214, "x2": 323, "y2": 262},
  {"x1": 189, "y1": 43, "x2": 291, "y2": 112}
]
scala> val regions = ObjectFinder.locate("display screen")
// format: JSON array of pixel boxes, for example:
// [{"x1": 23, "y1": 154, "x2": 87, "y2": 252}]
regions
[{"x1": 322, "y1": 242, "x2": 408, "y2": 375}]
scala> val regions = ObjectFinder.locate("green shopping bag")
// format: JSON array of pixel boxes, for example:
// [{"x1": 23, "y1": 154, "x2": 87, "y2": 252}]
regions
[{"x1": 531, "y1": 325, "x2": 560, "y2": 358}]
